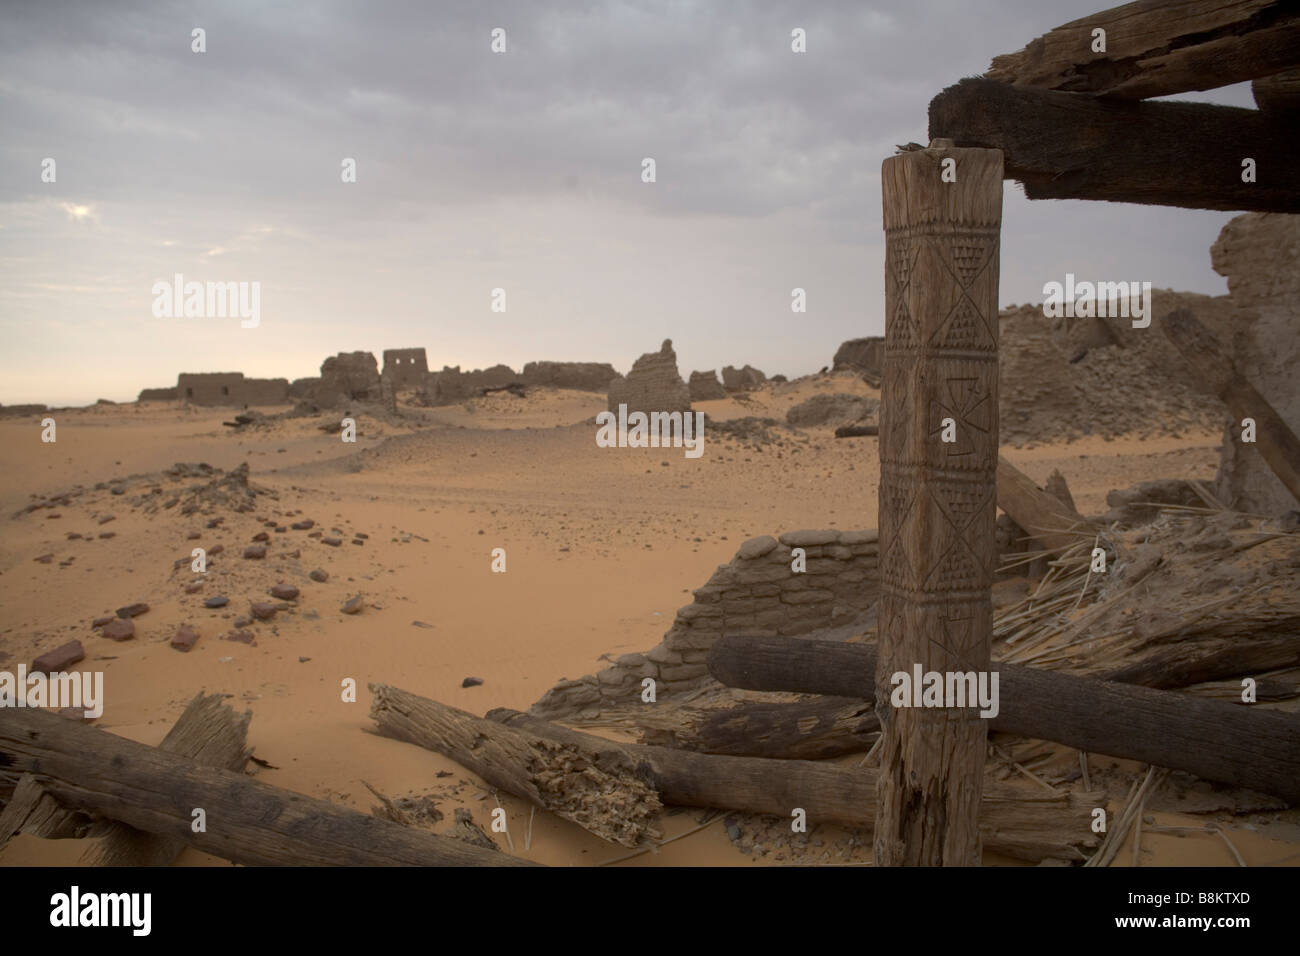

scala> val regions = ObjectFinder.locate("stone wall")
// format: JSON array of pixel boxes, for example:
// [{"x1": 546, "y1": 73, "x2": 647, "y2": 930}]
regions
[
  {"x1": 529, "y1": 528, "x2": 879, "y2": 718},
  {"x1": 1211, "y1": 212, "x2": 1300, "y2": 514},
  {"x1": 177, "y1": 373, "x2": 289, "y2": 406},
  {"x1": 607, "y1": 339, "x2": 692, "y2": 414},
  {"x1": 688, "y1": 369, "x2": 727, "y2": 401},
  {"x1": 721, "y1": 364, "x2": 767, "y2": 392},
  {"x1": 521, "y1": 361, "x2": 618, "y2": 392},
  {"x1": 833, "y1": 337, "x2": 885, "y2": 375},
  {"x1": 422, "y1": 364, "x2": 518, "y2": 405},
  {"x1": 137, "y1": 386, "x2": 179, "y2": 402},
  {"x1": 316, "y1": 352, "x2": 381, "y2": 406},
  {"x1": 382, "y1": 348, "x2": 429, "y2": 388}
]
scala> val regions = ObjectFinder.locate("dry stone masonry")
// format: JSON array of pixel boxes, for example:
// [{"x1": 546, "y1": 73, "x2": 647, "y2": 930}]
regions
[
  {"x1": 688, "y1": 370, "x2": 727, "y2": 401},
  {"x1": 721, "y1": 364, "x2": 767, "y2": 392},
  {"x1": 606, "y1": 339, "x2": 692, "y2": 414},
  {"x1": 530, "y1": 528, "x2": 880, "y2": 718}
]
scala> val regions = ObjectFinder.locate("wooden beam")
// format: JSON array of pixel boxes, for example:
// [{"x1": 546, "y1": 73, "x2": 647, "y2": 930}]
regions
[
  {"x1": 996, "y1": 455, "x2": 1095, "y2": 554},
  {"x1": 930, "y1": 77, "x2": 1300, "y2": 213},
  {"x1": 1160, "y1": 308, "x2": 1300, "y2": 506},
  {"x1": 879, "y1": 140, "x2": 1003, "y2": 866},
  {"x1": 1254, "y1": 67, "x2": 1300, "y2": 114},
  {"x1": 708, "y1": 635, "x2": 1300, "y2": 804},
  {"x1": 482, "y1": 708, "x2": 1099, "y2": 863},
  {"x1": 634, "y1": 696, "x2": 879, "y2": 759},
  {"x1": 986, "y1": 0, "x2": 1300, "y2": 99},
  {"x1": 370, "y1": 684, "x2": 663, "y2": 847},
  {"x1": 0, "y1": 706, "x2": 529, "y2": 866}
]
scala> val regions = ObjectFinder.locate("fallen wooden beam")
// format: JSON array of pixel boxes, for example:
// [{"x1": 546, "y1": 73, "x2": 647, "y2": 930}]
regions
[
  {"x1": 0, "y1": 774, "x2": 89, "y2": 852},
  {"x1": 634, "y1": 696, "x2": 879, "y2": 759},
  {"x1": 930, "y1": 78, "x2": 1300, "y2": 213},
  {"x1": 708, "y1": 635, "x2": 1300, "y2": 804},
  {"x1": 485, "y1": 706, "x2": 1099, "y2": 863},
  {"x1": 997, "y1": 455, "x2": 1095, "y2": 554},
  {"x1": 986, "y1": 0, "x2": 1300, "y2": 100},
  {"x1": 834, "y1": 424, "x2": 878, "y2": 438},
  {"x1": 1160, "y1": 308, "x2": 1300, "y2": 507},
  {"x1": 369, "y1": 683, "x2": 663, "y2": 847},
  {"x1": 79, "y1": 693, "x2": 252, "y2": 866},
  {"x1": 1254, "y1": 67, "x2": 1300, "y2": 114},
  {"x1": 0, "y1": 706, "x2": 528, "y2": 866}
]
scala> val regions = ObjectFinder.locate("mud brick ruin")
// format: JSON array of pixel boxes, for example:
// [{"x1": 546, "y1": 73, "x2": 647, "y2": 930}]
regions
[
  {"x1": 688, "y1": 369, "x2": 727, "y2": 401},
  {"x1": 174, "y1": 372, "x2": 289, "y2": 406},
  {"x1": 381, "y1": 348, "x2": 430, "y2": 389},
  {"x1": 606, "y1": 339, "x2": 693, "y2": 414},
  {"x1": 720, "y1": 364, "x2": 767, "y2": 392}
]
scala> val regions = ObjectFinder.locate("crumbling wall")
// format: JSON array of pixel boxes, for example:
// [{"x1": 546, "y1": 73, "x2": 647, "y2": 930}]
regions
[
  {"x1": 177, "y1": 372, "x2": 245, "y2": 406},
  {"x1": 382, "y1": 348, "x2": 430, "y2": 388},
  {"x1": 238, "y1": 378, "x2": 290, "y2": 404},
  {"x1": 520, "y1": 361, "x2": 617, "y2": 392},
  {"x1": 607, "y1": 340, "x2": 692, "y2": 414},
  {"x1": 688, "y1": 370, "x2": 727, "y2": 401},
  {"x1": 288, "y1": 377, "x2": 320, "y2": 398},
  {"x1": 530, "y1": 529, "x2": 879, "y2": 718},
  {"x1": 833, "y1": 337, "x2": 885, "y2": 376},
  {"x1": 137, "y1": 386, "x2": 179, "y2": 402},
  {"x1": 721, "y1": 364, "x2": 767, "y2": 392},
  {"x1": 317, "y1": 352, "x2": 380, "y2": 406},
  {"x1": 1211, "y1": 212, "x2": 1300, "y2": 514},
  {"x1": 422, "y1": 364, "x2": 518, "y2": 405}
]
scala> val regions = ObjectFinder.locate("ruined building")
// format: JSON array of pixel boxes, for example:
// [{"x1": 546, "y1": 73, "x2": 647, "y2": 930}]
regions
[
  {"x1": 176, "y1": 372, "x2": 290, "y2": 406},
  {"x1": 381, "y1": 348, "x2": 430, "y2": 388},
  {"x1": 606, "y1": 340, "x2": 692, "y2": 414}
]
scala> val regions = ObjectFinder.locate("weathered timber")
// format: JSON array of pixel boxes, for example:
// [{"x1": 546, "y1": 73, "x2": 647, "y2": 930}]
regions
[
  {"x1": 635, "y1": 696, "x2": 880, "y2": 759},
  {"x1": 485, "y1": 707, "x2": 1099, "y2": 863},
  {"x1": 835, "y1": 424, "x2": 879, "y2": 438},
  {"x1": 997, "y1": 455, "x2": 1095, "y2": 554},
  {"x1": 879, "y1": 140, "x2": 1002, "y2": 865},
  {"x1": 80, "y1": 693, "x2": 252, "y2": 866},
  {"x1": 708, "y1": 635, "x2": 1300, "y2": 804},
  {"x1": 0, "y1": 706, "x2": 525, "y2": 866},
  {"x1": 0, "y1": 774, "x2": 89, "y2": 852},
  {"x1": 1160, "y1": 308, "x2": 1300, "y2": 507},
  {"x1": 369, "y1": 683, "x2": 662, "y2": 847},
  {"x1": 986, "y1": 0, "x2": 1300, "y2": 99},
  {"x1": 1254, "y1": 67, "x2": 1300, "y2": 113},
  {"x1": 930, "y1": 78, "x2": 1300, "y2": 213}
]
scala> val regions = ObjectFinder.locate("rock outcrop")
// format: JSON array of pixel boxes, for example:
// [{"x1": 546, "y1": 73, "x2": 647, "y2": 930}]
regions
[
  {"x1": 1210, "y1": 212, "x2": 1300, "y2": 515},
  {"x1": 833, "y1": 337, "x2": 885, "y2": 376},
  {"x1": 606, "y1": 340, "x2": 692, "y2": 414},
  {"x1": 688, "y1": 370, "x2": 727, "y2": 401},
  {"x1": 786, "y1": 393, "x2": 879, "y2": 428}
]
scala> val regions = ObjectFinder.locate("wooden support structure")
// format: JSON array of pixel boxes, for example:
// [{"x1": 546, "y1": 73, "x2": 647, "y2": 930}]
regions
[
  {"x1": 878, "y1": 140, "x2": 1003, "y2": 865},
  {"x1": 480, "y1": 707, "x2": 1099, "y2": 862},
  {"x1": 1161, "y1": 308, "x2": 1300, "y2": 506},
  {"x1": 986, "y1": 0, "x2": 1300, "y2": 100},
  {"x1": 708, "y1": 635, "x2": 1300, "y2": 804},
  {"x1": 930, "y1": 78, "x2": 1300, "y2": 213},
  {"x1": 0, "y1": 705, "x2": 527, "y2": 866},
  {"x1": 996, "y1": 455, "x2": 1094, "y2": 554}
]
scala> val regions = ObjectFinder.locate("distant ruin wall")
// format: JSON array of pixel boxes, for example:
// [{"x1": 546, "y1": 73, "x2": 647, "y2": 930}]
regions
[
  {"x1": 521, "y1": 361, "x2": 617, "y2": 392},
  {"x1": 607, "y1": 339, "x2": 692, "y2": 414},
  {"x1": 423, "y1": 364, "x2": 518, "y2": 405},
  {"x1": 721, "y1": 364, "x2": 767, "y2": 392},
  {"x1": 529, "y1": 529, "x2": 879, "y2": 719},
  {"x1": 1211, "y1": 212, "x2": 1300, "y2": 515},
  {"x1": 833, "y1": 337, "x2": 885, "y2": 376},
  {"x1": 316, "y1": 352, "x2": 380, "y2": 406},
  {"x1": 688, "y1": 370, "x2": 727, "y2": 401},
  {"x1": 382, "y1": 348, "x2": 430, "y2": 388},
  {"x1": 177, "y1": 373, "x2": 289, "y2": 406},
  {"x1": 137, "y1": 386, "x2": 179, "y2": 402}
]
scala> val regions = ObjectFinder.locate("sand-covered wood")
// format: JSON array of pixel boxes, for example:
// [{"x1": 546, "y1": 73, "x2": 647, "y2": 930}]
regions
[
  {"x1": 709, "y1": 635, "x2": 1300, "y2": 803},
  {"x1": 370, "y1": 683, "x2": 663, "y2": 847},
  {"x1": 931, "y1": 78, "x2": 1300, "y2": 213},
  {"x1": 879, "y1": 141, "x2": 1003, "y2": 865},
  {"x1": 488, "y1": 707, "x2": 1100, "y2": 863},
  {"x1": 0, "y1": 705, "x2": 523, "y2": 866},
  {"x1": 986, "y1": 0, "x2": 1300, "y2": 99}
]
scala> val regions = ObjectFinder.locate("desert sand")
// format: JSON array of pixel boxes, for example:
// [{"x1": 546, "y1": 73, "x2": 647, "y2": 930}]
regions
[{"x1": 1, "y1": 375, "x2": 1297, "y2": 866}]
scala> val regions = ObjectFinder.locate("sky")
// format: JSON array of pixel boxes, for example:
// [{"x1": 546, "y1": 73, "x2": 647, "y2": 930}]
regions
[{"x1": 0, "y1": 0, "x2": 1257, "y2": 407}]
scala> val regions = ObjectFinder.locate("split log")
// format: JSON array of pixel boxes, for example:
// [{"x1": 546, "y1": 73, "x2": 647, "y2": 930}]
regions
[
  {"x1": 879, "y1": 140, "x2": 1003, "y2": 865},
  {"x1": 930, "y1": 78, "x2": 1300, "y2": 214},
  {"x1": 0, "y1": 774, "x2": 89, "y2": 852},
  {"x1": 80, "y1": 693, "x2": 252, "y2": 866},
  {"x1": 0, "y1": 706, "x2": 526, "y2": 866},
  {"x1": 1160, "y1": 308, "x2": 1300, "y2": 506},
  {"x1": 997, "y1": 455, "x2": 1095, "y2": 554},
  {"x1": 486, "y1": 707, "x2": 1100, "y2": 863},
  {"x1": 708, "y1": 635, "x2": 1300, "y2": 804},
  {"x1": 986, "y1": 0, "x2": 1300, "y2": 100},
  {"x1": 635, "y1": 696, "x2": 879, "y2": 759},
  {"x1": 369, "y1": 683, "x2": 663, "y2": 847}
]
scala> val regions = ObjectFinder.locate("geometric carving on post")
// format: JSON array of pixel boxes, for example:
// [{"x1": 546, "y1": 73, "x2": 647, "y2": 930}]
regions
[{"x1": 875, "y1": 142, "x2": 1003, "y2": 866}]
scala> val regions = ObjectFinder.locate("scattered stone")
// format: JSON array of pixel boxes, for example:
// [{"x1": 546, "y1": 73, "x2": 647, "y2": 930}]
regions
[
  {"x1": 355, "y1": 532, "x2": 369, "y2": 540},
  {"x1": 322, "y1": 536, "x2": 343, "y2": 547},
  {"x1": 234, "y1": 616, "x2": 252, "y2": 628},
  {"x1": 186, "y1": 530, "x2": 201, "y2": 540},
  {"x1": 310, "y1": 569, "x2": 329, "y2": 583},
  {"x1": 185, "y1": 582, "x2": 204, "y2": 594},
  {"x1": 270, "y1": 584, "x2": 300, "y2": 600},
  {"x1": 204, "y1": 595, "x2": 230, "y2": 608},
  {"x1": 98, "y1": 532, "x2": 115, "y2": 539},
  {"x1": 351, "y1": 538, "x2": 364, "y2": 546},
  {"x1": 298, "y1": 656, "x2": 311, "y2": 663},
  {"x1": 171, "y1": 625, "x2": 200, "y2": 652},
  {"x1": 252, "y1": 531, "x2": 270, "y2": 542},
  {"x1": 209, "y1": 544, "x2": 224, "y2": 555},
  {"x1": 341, "y1": 595, "x2": 364, "y2": 615},
  {"x1": 291, "y1": 519, "x2": 315, "y2": 530},
  {"x1": 34, "y1": 553, "x2": 54, "y2": 564},
  {"x1": 225, "y1": 630, "x2": 255, "y2": 644},
  {"x1": 98, "y1": 515, "x2": 115, "y2": 525},
  {"x1": 92, "y1": 615, "x2": 115, "y2": 628},
  {"x1": 101, "y1": 619, "x2": 135, "y2": 641},
  {"x1": 243, "y1": 545, "x2": 267, "y2": 559},
  {"x1": 250, "y1": 602, "x2": 278, "y2": 620},
  {"x1": 461, "y1": 677, "x2": 484, "y2": 688},
  {"x1": 32, "y1": 640, "x2": 85, "y2": 673},
  {"x1": 115, "y1": 602, "x2": 150, "y2": 619},
  {"x1": 411, "y1": 620, "x2": 434, "y2": 629}
]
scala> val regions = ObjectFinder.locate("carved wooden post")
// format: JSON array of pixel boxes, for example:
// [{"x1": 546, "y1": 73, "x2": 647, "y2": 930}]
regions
[{"x1": 876, "y1": 140, "x2": 1003, "y2": 866}]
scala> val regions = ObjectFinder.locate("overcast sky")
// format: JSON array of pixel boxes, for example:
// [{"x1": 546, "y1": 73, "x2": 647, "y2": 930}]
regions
[{"x1": 0, "y1": 0, "x2": 1255, "y2": 406}]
